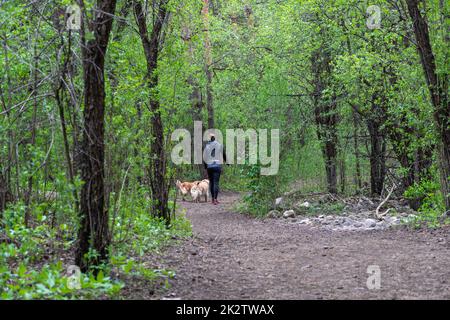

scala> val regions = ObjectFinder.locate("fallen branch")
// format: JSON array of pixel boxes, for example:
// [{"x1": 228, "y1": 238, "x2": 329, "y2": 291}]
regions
[{"x1": 375, "y1": 185, "x2": 395, "y2": 220}]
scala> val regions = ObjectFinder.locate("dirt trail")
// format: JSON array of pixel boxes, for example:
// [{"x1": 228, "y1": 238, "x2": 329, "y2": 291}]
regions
[{"x1": 155, "y1": 192, "x2": 450, "y2": 299}]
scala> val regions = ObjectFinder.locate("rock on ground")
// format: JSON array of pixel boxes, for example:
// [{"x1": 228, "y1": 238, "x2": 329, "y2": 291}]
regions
[{"x1": 283, "y1": 210, "x2": 295, "y2": 218}]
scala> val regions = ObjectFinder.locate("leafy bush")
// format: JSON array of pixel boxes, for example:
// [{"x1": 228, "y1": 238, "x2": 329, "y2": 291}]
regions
[
  {"x1": 239, "y1": 164, "x2": 283, "y2": 216},
  {"x1": 404, "y1": 179, "x2": 449, "y2": 228}
]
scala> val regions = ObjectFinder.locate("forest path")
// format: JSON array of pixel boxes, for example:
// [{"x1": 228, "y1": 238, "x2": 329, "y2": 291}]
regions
[{"x1": 156, "y1": 192, "x2": 450, "y2": 299}]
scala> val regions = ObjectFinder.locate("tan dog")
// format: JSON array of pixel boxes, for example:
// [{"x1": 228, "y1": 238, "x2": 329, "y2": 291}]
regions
[
  {"x1": 190, "y1": 185, "x2": 202, "y2": 203},
  {"x1": 193, "y1": 179, "x2": 209, "y2": 203},
  {"x1": 176, "y1": 180, "x2": 199, "y2": 201}
]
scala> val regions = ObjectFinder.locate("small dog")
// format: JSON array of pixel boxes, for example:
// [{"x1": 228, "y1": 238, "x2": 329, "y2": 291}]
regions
[
  {"x1": 190, "y1": 185, "x2": 202, "y2": 203},
  {"x1": 176, "y1": 180, "x2": 198, "y2": 201},
  {"x1": 192, "y1": 179, "x2": 209, "y2": 203}
]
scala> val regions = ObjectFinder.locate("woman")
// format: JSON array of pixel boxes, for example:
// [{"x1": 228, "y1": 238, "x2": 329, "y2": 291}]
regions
[{"x1": 203, "y1": 134, "x2": 226, "y2": 205}]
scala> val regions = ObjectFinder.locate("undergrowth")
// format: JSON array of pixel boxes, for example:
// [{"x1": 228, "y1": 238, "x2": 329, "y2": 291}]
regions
[{"x1": 0, "y1": 187, "x2": 191, "y2": 300}]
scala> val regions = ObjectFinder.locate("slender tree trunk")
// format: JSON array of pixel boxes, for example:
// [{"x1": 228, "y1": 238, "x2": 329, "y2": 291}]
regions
[
  {"x1": 75, "y1": 0, "x2": 117, "y2": 273},
  {"x1": 353, "y1": 111, "x2": 362, "y2": 192},
  {"x1": 322, "y1": 131, "x2": 338, "y2": 194},
  {"x1": 367, "y1": 117, "x2": 385, "y2": 196},
  {"x1": 190, "y1": 82, "x2": 208, "y2": 179},
  {"x1": 339, "y1": 153, "x2": 346, "y2": 194},
  {"x1": 182, "y1": 24, "x2": 208, "y2": 179},
  {"x1": 311, "y1": 48, "x2": 338, "y2": 194},
  {"x1": 0, "y1": 37, "x2": 13, "y2": 215},
  {"x1": 2, "y1": 35, "x2": 20, "y2": 202},
  {"x1": 202, "y1": 0, "x2": 215, "y2": 129},
  {"x1": 0, "y1": 174, "x2": 5, "y2": 214},
  {"x1": 56, "y1": 92, "x2": 75, "y2": 187},
  {"x1": 64, "y1": 35, "x2": 83, "y2": 180},
  {"x1": 24, "y1": 23, "x2": 40, "y2": 228},
  {"x1": 344, "y1": 27, "x2": 362, "y2": 194},
  {"x1": 134, "y1": 101, "x2": 143, "y2": 185},
  {"x1": 105, "y1": 0, "x2": 133, "y2": 214},
  {"x1": 0, "y1": 172, "x2": 11, "y2": 215},
  {"x1": 53, "y1": 22, "x2": 79, "y2": 210},
  {"x1": 406, "y1": 0, "x2": 450, "y2": 210},
  {"x1": 134, "y1": 0, "x2": 171, "y2": 223}
]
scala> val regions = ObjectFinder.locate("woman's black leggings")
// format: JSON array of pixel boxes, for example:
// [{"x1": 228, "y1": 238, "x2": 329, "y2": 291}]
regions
[{"x1": 207, "y1": 166, "x2": 222, "y2": 200}]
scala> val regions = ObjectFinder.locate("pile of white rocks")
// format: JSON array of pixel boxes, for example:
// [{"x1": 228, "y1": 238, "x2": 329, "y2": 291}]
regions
[
  {"x1": 295, "y1": 214, "x2": 406, "y2": 231},
  {"x1": 268, "y1": 198, "x2": 418, "y2": 231}
]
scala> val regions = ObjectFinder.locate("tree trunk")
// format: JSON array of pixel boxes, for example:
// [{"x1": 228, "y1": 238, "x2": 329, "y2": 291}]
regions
[
  {"x1": 0, "y1": 172, "x2": 11, "y2": 215},
  {"x1": 190, "y1": 82, "x2": 208, "y2": 179},
  {"x1": 339, "y1": 153, "x2": 346, "y2": 194},
  {"x1": 182, "y1": 24, "x2": 208, "y2": 179},
  {"x1": 105, "y1": 0, "x2": 133, "y2": 212},
  {"x1": 65, "y1": 33, "x2": 83, "y2": 180},
  {"x1": 0, "y1": 37, "x2": 13, "y2": 215},
  {"x1": 53, "y1": 19, "x2": 79, "y2": 210},
  {"x1": 344, "y1": 28, "x2": 362, "y2": 194},
  {"x1": 367, "y1": 117, "x2": 386, "y2": 196},
  {"x1": 311, "y1": 49, "x2": 338, "y2": 194},
  {"x1": 202, "y1": 0, "x2": 215, "y2": 129},
  {"x1": 353, "y1": 111, "x2": 362, "y2": 192},
  {"x1": 24, "y1": 22, "x2": 40, "y2": 228},
  {"x1": 320, "y1": 127, "x2": 338, "y2": 195},
  {"x1": 56, "y1": 86, "x2": 78, "y2": 204},
  {"x1": 406, "y1": 0, "x2": 450, "y2": 210},
  {"x1": 75, "y1": 0, "x2": 117, "y2": 273},
  {"x1": 134, "y1": 0, "x2": 171, "y2": 223}
]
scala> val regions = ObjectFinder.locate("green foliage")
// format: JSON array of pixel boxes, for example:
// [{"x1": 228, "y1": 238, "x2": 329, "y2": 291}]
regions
[
  {"x1": 111, "y1": 188, "x2": 192, "y2": 257},
  {"x1": 0, "y1": 261, "x2": 123, "y2": 300},
  {"x1": 110, "y1": 255, "x2": 175, "y2": 285},
  {"x1": 404, "y1": 178, "x2": 449, "y2": 228},
  {"x1": 299, "y1": 202, "x2": 346, "y2": 216},
  {"x1": 0, "y1": 0, "x2": 448, "y2": 300},
  {"x1": 0, "y1": 213, "x2": 123, "y2": 299},
  {"x1": 0, "y1": 183, "x2": 191, "y2": 300},
  {"x1": 239, "y1": 164, "x2": 283, "y2": 216}
]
